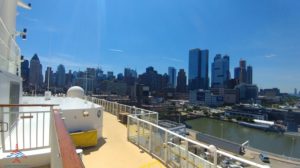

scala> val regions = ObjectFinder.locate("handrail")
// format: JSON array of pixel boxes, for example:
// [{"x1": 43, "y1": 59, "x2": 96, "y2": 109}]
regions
[
  {"x1": 53, "y1": 109, "x2": 84, "y2": 168},
  {"x1": 0, "y1": 104, "x2": 59, "y2": 107},
  {"x1": 95, "y1": 97, "x2": 269, "y2": 168}
]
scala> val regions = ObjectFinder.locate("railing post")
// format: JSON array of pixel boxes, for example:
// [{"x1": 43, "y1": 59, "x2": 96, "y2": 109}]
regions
[
  {"x1": 127, "y1": 116, "x2": 130, "y2": 141},
  {"x1": 208, "y1": 145, "x2": 218, "y2": 168},
  {"x1": 164, "y1": 132, "x2": 168, "y2": 164},
  {"x1": 137, "y1": 119, "x2": 140, "y2": 146},
  {"x1": 148, "y1": 124, "x2": 152, "y2": 153},
  {"x1": 185, "y1": 141, "x2": 189, "y2": 168}
]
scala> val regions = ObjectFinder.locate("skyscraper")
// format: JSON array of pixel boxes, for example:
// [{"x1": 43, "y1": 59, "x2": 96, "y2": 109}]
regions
[
  {"x1": 211, "y1": 54, "x2": 230, "y2": 88},
  {"x1": 168, "y1": 67, "x2": 177, "y2": 88},
  {"x1": 247, "y1": 66, "x2": 253, "y2": 84},
  {"x1": 234, "y1": 59, "x2": 253, "y2": 84},
  {"x1": 29, "y1": 54, "x2": 43, "y2": 88},
  {"x1": 21, "y1": 56, "x2": 30, "y2": 87},
  {"x1": 295, "y1": 88, "x2": 298, "y2": 95},
  {"x1": 234, "y1": 67, "x2": 240, "y2": 80},
  {"x1": 188, "y1": 48, "x2": 209, "y2": 90},
  {"x1": 239, "y1": 59, "x2": 247, "y2": 83},
  {"x1": 56, "y1": 64, "x2": 66, "y2": 88},
  {"x1": 176, "y1": 69, "x2": 187, "y2": 93},
  {"x1": 45, "y1": 67, "x2": 54, "y2": 88},
  {"x1": 107, "y1": 71, "x2": 115, "y2": 80}
]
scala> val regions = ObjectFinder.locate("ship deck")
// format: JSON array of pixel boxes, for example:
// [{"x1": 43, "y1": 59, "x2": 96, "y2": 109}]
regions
[{"x1": 82, "y1": 111, "x2": 165, "y2": 168}]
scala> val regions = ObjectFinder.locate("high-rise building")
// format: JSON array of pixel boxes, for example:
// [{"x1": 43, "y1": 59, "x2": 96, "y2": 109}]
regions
[
  {"x1": 239, "y1": 59, "x2": 247, "y2": 83},
  {"x1": 21, "y1": 56, "x2": 30, "y2": 87},
  {"x1": 247, "y1": 66, "x2": 253, "y2": 84},
  {"x1": 211, "y1": 54, "x2": 230, "y2": 88},
  {"x1": 168, "y1": 67, "x2": 177, "y2": 88},
  {"x1": 188, "y1": 48, "x2": 209, "y2": 90},
  {"x1": 234, "y1": 59, "x2": 253, "y2": 84},
  {"x1": 295, "y1": 88, "x2": 298, "y2": 95},
  {"x1": 138, "y1": 66, "x2": 164, "y2": 92},
  {"x1": 234, "y1": 67, "x2": 240, "y2": 80},
  {"x1": 56, "y1": 64, "x2": 66, "y2": 88},
  {"x1": 45, "y1": 67, "x2": 54, "y2": 88},
  {"x1": 124, "y1": 68, "x2": 137, "y2": 86},
  {"x1": 117, "y1": 73, "x2": 124, "y2": 81},
  {"x1": 124, "y1": 68, "x2": 137, "y2": 79},
  {"x1": 65, "y1": 70, "x2": 73, "y2": 88},
  {"x1": 176, "y1": 69, "x2": 187, "y2": 93},
  {"x1": 107, "y1": 71, "x2": 115, "y2": 80},
  {"x1": 29, "y1": 54, "x2": 43, "y2": 88}
]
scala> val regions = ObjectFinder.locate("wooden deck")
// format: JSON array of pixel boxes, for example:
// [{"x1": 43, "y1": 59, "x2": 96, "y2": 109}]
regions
[{"x1": 82, "y1": 112, "x2": 165, "y2": 168}]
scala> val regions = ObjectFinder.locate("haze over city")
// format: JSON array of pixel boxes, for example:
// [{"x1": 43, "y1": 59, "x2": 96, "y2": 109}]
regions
[{"x1": 16, "y1": 0, "x2": 300, "y2": 92}]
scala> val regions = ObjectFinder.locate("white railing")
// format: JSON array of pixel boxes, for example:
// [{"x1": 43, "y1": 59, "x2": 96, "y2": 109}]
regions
[
  {"x1": 0, "y1": 17, "x2": 21, "y2": 75},
  {"x1": 90, "y1": 97, "x2": 270, "y2": 168},
  {"x1": 0, "y1": 105, "x2": 53, "y2": 152}
]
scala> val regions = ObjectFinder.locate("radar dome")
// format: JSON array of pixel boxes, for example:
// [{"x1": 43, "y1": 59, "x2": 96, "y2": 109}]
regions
[{"x1": 67, "y1": 86, "x2": 84, "y2": 98}]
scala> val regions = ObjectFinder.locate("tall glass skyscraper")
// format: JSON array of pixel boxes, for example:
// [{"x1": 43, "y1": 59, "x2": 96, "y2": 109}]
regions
[
  {"x1": 168, "y1": 67, "x2": 177, "y2": 88},
  {"x1": 188, "y1": 48, "x2": 209, "y2": 90},
  {"x1": 247, "y1": 66, "x2": 253, "y2": 84}
]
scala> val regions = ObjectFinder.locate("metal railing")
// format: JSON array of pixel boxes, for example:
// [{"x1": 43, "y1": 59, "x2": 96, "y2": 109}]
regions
[
  {"x1": 0, "y1": 17, "x2": 21, "y2": 75},
  {"x1": 0, "y1": 104, "x2": 55, "y2": 152},
  {"x1": 90, "y1": 97, "x2": 269, "y2": 168}
]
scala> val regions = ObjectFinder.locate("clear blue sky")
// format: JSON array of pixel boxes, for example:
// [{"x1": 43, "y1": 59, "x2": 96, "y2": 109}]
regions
[{"x1": 17, "y1": 0, "x2": 300, "y2": 93}]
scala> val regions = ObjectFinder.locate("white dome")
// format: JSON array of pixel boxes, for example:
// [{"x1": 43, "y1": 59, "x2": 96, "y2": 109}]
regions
[{"x1": 67, "y1": 86, "x2": 85, "y2": 98}]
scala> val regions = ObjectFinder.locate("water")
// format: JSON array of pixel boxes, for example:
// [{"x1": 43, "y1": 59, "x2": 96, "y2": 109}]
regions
[{"x1": 185, "y1": 118, "x2": 300, "y2": 158}]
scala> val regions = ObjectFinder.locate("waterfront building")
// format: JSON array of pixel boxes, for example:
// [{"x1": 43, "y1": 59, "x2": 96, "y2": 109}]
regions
[
  {"x1": 190, "y1": 89, "x2": 223, "y2": 106},
  {"x1": 211, "y1": 88, "x2": 237, "y2": 104},
  {"x1": 260, "y1": 88, "x2": 280, "y2": 97},
  {"x1": 168, "y1": 67, "x2": 177, "y2": 88},
  {"x1": 235, "y1": 83, "x2": 258, "y2": 103},
  {"x1": 225, "y1": 104, "x2": 268, "y2": 120},
  {"x1": 211, "y1": 54, "x2": 230, "y2": 88},
  {"x1": 176, "y1": 69, "x2": 187, "y2": 93},
  {"x1": 29, "y1": 53, "x2": 43, "y2": 88}
]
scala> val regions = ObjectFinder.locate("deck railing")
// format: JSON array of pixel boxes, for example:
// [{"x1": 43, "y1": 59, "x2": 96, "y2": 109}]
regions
[
  {"x1": 89, "y1": 97, "x2": 269, "y2": 168},
  {"x1": 0, "y1": 104, "x2": 55, "y2": 152},
  {"x1": 0, "y1": 104, "x2": 84, "y2": 168}
]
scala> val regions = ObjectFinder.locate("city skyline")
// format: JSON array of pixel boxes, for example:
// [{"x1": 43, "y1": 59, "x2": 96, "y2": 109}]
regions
[
  {"x1": 16, "y1": 0, "x2": 300, "y2": 92},
  {"x1": 22, "y1": 52, "x2": 300, "y2": 94}
]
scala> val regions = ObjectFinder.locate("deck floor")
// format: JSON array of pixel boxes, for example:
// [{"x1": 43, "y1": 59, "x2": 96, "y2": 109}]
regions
[{"x1": 82, "y1": 112, "x2": 165, "y2": 168}]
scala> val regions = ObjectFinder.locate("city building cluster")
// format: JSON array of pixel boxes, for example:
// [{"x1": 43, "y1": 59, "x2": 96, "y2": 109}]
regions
[
  {"x1": 21, "y1": 49, "x2": 293, "y2": 107},
  {"x1": 188, "y1": 48, "x2": 257, "y2": 106},
  {"x1": 20, "y1": 54, "x2": 188, "y2": 104}
]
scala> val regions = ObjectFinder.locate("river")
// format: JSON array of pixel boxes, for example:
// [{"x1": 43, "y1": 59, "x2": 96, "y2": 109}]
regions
[{"x1": 185, "y1": 118, "x2": 300, "y2": 158}]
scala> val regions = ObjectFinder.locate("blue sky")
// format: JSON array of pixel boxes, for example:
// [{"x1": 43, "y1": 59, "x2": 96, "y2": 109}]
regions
[{"x1": 17, "y1": 0, "x2": 300, "y2": 93}]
